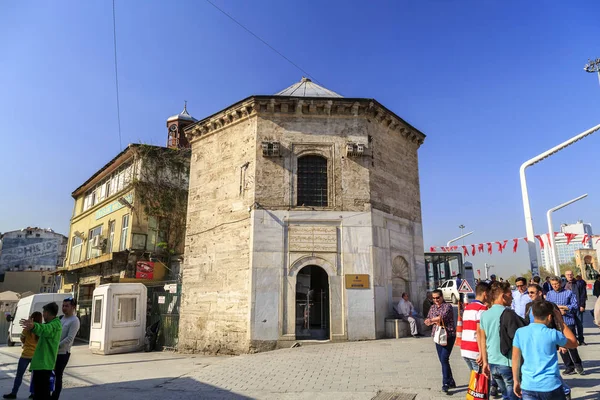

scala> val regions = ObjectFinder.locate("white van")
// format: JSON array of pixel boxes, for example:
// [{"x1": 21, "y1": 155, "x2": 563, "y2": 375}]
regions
[{"x1": 6, "y1": 293, "x2": 74, "y2": 346}]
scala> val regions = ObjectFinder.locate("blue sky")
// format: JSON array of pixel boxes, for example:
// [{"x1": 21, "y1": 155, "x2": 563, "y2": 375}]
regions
[{"x1": 1, "y1": 1, "x2": 599, "y2": 276}]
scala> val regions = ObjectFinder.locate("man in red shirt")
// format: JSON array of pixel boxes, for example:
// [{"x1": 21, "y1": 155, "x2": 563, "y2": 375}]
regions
[{"x1": 461, "y1": 281, "x2": 499, "y2": 397}]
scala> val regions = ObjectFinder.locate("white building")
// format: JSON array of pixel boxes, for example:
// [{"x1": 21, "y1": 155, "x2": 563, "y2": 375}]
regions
[
  {"x1": 0, "y1": 228, "x2": 67, "y2": 273},
  {"x1": 540, "y1": 221, "x2": 593, "y2": 269}
]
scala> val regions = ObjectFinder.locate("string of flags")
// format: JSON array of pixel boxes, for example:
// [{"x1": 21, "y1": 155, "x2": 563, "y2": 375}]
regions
[{"x1": 429, "y1": 232, "x2": 600, "y2": 257}]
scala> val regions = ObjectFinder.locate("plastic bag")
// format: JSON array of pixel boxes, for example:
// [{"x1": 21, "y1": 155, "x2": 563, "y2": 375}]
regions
[{"x1": 466, "y1": 368, "x2": 489, "y2": 400}]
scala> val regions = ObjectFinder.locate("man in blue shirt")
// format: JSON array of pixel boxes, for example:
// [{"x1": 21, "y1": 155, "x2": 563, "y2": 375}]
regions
[
  {"x1": 512, "y1": 300, "x2": 578, "y2": 400},
  {"x1": 511, "y1": 277, "x2": 531, "y2": 318},
  {"x1": 545, "y1": 277, "x2": 584, "y2": 375}
]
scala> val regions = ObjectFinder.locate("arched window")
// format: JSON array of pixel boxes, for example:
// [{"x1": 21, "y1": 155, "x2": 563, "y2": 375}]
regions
[{"x1": 297, "y1": 155, "x2": 328, "y2": 207}]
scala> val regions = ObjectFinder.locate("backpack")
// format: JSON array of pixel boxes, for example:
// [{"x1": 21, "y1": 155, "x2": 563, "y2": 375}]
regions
[{"x1": 499, "y1": 308, "x2": 526, "y2": 358}]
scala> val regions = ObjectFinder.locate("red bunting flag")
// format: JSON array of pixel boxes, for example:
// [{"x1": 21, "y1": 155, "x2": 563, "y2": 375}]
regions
[
  {"x1": 487, "y1": 242, "x2": 492, "y2": 254},
  {"x1": 565, "y1": 233, "x2": 577, "y2": 245},
  {"x1": 595, "y1": 236, "x2": 600, "y2": 245},
  {"x1": 430, "y1": 246, "x2": 437, "y2": 252},
  {"x1": 582, "y1": 234, "x2": 589, "y2": 245},
  {"x1": 462, "y1": 246, "x2": 469, "y2": 257},
  {"x1": 471, "y1": 244, "x2": 476, "y2": 256},
  {"x1": 522, "y1": 237, "x2": 529, "y2": 245},
  {"x1": 513, "y1": 238, "x2": 519, "y2": 253},
  {"x1": 478, "y1": 243, "x2": 484, "y2": 253},
  {"x1": 535, "y1": 235, "x2": 544, "y2": 249}
]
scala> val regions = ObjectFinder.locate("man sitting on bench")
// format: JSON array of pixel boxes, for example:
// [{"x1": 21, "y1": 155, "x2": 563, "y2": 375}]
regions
[{"x1": 398, "y1": 293, "x2": 424, "y2": 338}]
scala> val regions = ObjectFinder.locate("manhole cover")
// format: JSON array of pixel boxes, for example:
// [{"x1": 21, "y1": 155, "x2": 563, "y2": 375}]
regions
[{"x1": 371, "y1": 392, "x2": 416, "y2": 400}]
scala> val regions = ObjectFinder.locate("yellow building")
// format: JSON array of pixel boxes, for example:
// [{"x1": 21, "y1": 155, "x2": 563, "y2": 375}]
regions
[{"x1": 60, "y1": 142, "x2": 190, "y2": 317}]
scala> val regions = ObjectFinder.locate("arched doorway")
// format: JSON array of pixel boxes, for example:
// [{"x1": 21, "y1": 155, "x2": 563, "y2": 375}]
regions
[
  {"x1": 295, "y1": 265, "x2": 330, "y2": 340},
  {"x1": 392, "y1": 256, "x2": 410, "y2": 306}
]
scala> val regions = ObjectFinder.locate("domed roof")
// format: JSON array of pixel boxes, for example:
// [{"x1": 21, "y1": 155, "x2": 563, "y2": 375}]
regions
[
  {"x1": 275, "y1": 77, "x2": 342, "y2": 98},
  {"x1": 167, "y1": 102, "x2": 197, "y2": 123}
]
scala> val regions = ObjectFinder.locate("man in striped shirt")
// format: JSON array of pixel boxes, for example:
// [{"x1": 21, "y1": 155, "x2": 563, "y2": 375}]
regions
[
  {"x1": 461, "y1": 281, "x2": 491, "y2": 370},
  {"x1": 462, "y1": 281, "x2": 500, "y2": 397},
  {"x1": 546, "y1": 276, "x2": 584, "y2": 375}
]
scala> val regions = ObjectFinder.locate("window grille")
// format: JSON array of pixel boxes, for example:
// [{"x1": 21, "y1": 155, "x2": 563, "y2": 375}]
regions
[{"x1": 297, "y1": 155, "x2": 328, "y2": 207}]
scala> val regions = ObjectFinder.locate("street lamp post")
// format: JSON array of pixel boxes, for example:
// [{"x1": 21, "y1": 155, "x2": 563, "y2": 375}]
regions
[
  {"x1": 520, "y1": 123, "x2": 600, "y2": 276},
  {"x1": 447, "y1": 231, "x2": 474, "y2": 247},
  {"x1": 584, "y1": 58, "x2": 600, "y2": 87},
  {"x1": 546, "y1": 194, "x2": 588, "y2": 275},
  {"x1": 459, "y1": 224, "x2": 465, "y2": 245}
]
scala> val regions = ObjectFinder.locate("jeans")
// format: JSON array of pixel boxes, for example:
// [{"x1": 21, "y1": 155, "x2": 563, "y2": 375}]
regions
[
  {"x1": 11, "y1": 357, "x2": 31, "y2": 395},
  {"x1": 32, "y1": 370, "x2": 52, "y2": 400},
  {"x1": 559, "y1": 325, "x2": 582, "y2": 369},
  {"x1": 490, "y1": 364, "x2": 518, "y2": 400},
  {"x1": 51, "y1": 352, "x2": 71, "y2": 400},
  {"x1": 464, "y1": 357, "x2": 479, "y2": 372},
  {"x1": 521, "y1": 386, "x2": 566, "y2": 400},
  {"x1": 435, "y1": 335, "x2": 456, "y2": 386},
  {"x1": 574, "y1": 310, "x2": 585, "y2": 342}
]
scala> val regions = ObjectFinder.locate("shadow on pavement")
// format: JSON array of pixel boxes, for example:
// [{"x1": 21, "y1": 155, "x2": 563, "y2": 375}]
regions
[{"x1": 61, "y1": 377, "x2": 254, "y2": 400}]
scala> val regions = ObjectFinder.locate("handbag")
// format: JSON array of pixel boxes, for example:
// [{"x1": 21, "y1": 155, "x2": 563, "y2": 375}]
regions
[
  {"x1": 466, "y1": 367, "x2": 489, "y2": 400},
  {"x1": 433, "y1": 317, "x2": 448, "y2": 346}
]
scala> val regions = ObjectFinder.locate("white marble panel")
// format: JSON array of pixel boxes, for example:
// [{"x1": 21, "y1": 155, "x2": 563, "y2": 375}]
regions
[
  {"x1": 342, "y1": 252, "x2": 371, "y2": 275},
  {"x1": 251, "y1": 267, "x2": 280, "y2": 340},
  {"x1": 341, "y1": 226, "x2": 373, "y2": 255}
]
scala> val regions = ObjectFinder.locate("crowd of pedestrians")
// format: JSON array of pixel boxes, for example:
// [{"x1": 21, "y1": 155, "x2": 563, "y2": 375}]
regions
[
  {"x1": 426, "y1": 270, "x2": 596, "y2": 399},
  {"x1": 4, "y1": 298, "x2": 80, "y2": 400}
]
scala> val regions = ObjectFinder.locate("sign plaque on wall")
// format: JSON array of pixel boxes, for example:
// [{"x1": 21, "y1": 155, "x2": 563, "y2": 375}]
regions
[
  {"x1": 345, "y1": 274, "x2": 370, "y2": 289},
  {"x1": 288, "y1": 225, "x2": 337, "y2": 252}
]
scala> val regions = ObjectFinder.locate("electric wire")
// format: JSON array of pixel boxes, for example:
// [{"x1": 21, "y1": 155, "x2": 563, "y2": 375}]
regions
[
  {"x1": 112, "y1": 0, "x2": 123, "y2": 150},
  {"x1": 204, "y1": 0, "x2": 320, "y2": 84}
]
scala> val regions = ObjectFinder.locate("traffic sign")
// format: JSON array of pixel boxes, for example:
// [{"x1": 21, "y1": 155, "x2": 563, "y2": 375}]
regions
[{"x1": 458, "y1": 279, "x2": 474, "y2": 293}]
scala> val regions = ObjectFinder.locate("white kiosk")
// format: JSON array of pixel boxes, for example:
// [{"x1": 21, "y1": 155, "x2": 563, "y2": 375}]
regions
[{"x1": 89, "y1": 283, "x2": 147, "y2": 355}]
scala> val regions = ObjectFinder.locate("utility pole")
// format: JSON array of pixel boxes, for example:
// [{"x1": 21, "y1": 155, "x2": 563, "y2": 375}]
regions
[{"x1": 459, "y1": 224, "x2": 465, "y2": 245}]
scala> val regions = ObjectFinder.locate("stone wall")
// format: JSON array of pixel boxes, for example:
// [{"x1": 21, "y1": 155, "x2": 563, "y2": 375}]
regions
[
  {"x1": 179, "y1": 116, "x2": 257, "y2": 354},
  {"x1": 255, "y1": 115, "x2": 371, "y2": 211}
]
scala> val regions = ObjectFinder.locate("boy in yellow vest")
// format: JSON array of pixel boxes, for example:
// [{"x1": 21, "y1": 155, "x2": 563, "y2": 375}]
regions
[{"x1": 3, "y1": 312, "x2": 43, "y2": 399}]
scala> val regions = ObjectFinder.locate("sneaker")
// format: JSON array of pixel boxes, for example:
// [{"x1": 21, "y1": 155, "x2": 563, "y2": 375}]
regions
[
  {"x1": 489, "y1": 386, "x2": 499, "y2": 398},
  {"x1": 3, "y1": 394, "x2": 16, "y2": 399},
  {"x1": 576, "y1": 365, "x2": 585, "y2": 375},
  {"x1": 448, "y1": 381, "x2": 456, "y2": 389},
  {"x1": 562, "y1": 368, "x2": 576, "y2": 375},
  {"x1": 441, "y1": 385, "x2": 449, "y2": 393},
  {"x1": 579, "y1": 341, "x2": 587, "y2": 346}
]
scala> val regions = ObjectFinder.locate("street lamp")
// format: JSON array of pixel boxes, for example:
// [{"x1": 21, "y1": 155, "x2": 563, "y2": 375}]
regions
[
  {"x1": 546, "y1": 194, "x2": 588, "y2": 276},
  {"x1": 459, "y1": 225, "x2": 465, "y2": 245},
  {"x1": 584, "y1": 58, "x2": 600, "y2": 87},
  {"x1": 447, "y1": 231, "x2": 474, "y2": 247},
  {"x1": 520, "y1": 123, "x2": 600, "y2": 276}
]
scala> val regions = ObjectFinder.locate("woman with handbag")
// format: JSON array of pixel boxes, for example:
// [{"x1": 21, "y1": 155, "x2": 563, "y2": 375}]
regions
[{"x1": 425, "y1": 288, "x2": 456, "y2": 394}]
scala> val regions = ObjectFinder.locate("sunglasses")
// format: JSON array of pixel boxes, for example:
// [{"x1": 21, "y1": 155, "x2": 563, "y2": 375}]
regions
[
  {"x1": 432, "y1": 296, "x2": 442, "y2": 300},
  {"x1": 527, "y1": 291, "x2": 538, "y2": 295}
]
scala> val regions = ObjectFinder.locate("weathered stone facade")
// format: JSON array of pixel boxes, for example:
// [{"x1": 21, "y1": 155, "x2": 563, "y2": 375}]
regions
[{"x1": 179, "y1": 80, "x2": 426, "y2": 354}]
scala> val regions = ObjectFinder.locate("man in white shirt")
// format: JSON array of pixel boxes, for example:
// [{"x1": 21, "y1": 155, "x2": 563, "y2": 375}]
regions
[
  {"x1": 52, "y1": 297, "x2": 81, "y2": 400},
  {"x1": 398, "y1": 293, "x2": 423, "y2": 338},
  {"x1": 511, "y1": 277, "x2": 531, "y2": 319}
]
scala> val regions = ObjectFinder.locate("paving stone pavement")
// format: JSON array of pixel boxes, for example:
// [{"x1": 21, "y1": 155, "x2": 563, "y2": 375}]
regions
[{"x1": 0, "y1": 301, "x2": 599, "y2": 399}]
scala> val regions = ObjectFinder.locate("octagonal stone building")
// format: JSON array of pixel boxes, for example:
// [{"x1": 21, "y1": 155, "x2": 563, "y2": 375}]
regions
[{"x1": 179, "y1": 78, "x2": 427, "y2": 354}]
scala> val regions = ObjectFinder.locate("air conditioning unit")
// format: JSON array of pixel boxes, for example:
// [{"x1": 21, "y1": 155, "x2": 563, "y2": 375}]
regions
[
  {"x1": 346, "y1": 143, "x2": 366, "y2": 157},
  {"x1": 261, "y1": 141, "x2": 280, "y2": 157},
  {"x1": 91, "y1": 235, "x2": 106, "y2": 249}
]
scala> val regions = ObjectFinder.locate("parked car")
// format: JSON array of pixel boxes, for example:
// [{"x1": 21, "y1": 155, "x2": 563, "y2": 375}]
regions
[
  {"x1": 5, "y1": 293, "x2": 73, "y2": 346},
  {"x1": 437, "y1": 278, "x2": 475, "y2": 304}
]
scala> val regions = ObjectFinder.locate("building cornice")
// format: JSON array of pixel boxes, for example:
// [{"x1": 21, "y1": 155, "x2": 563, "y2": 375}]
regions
[{"x1": 183, "y1": 96, "x2": 426, "y2": 147}]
